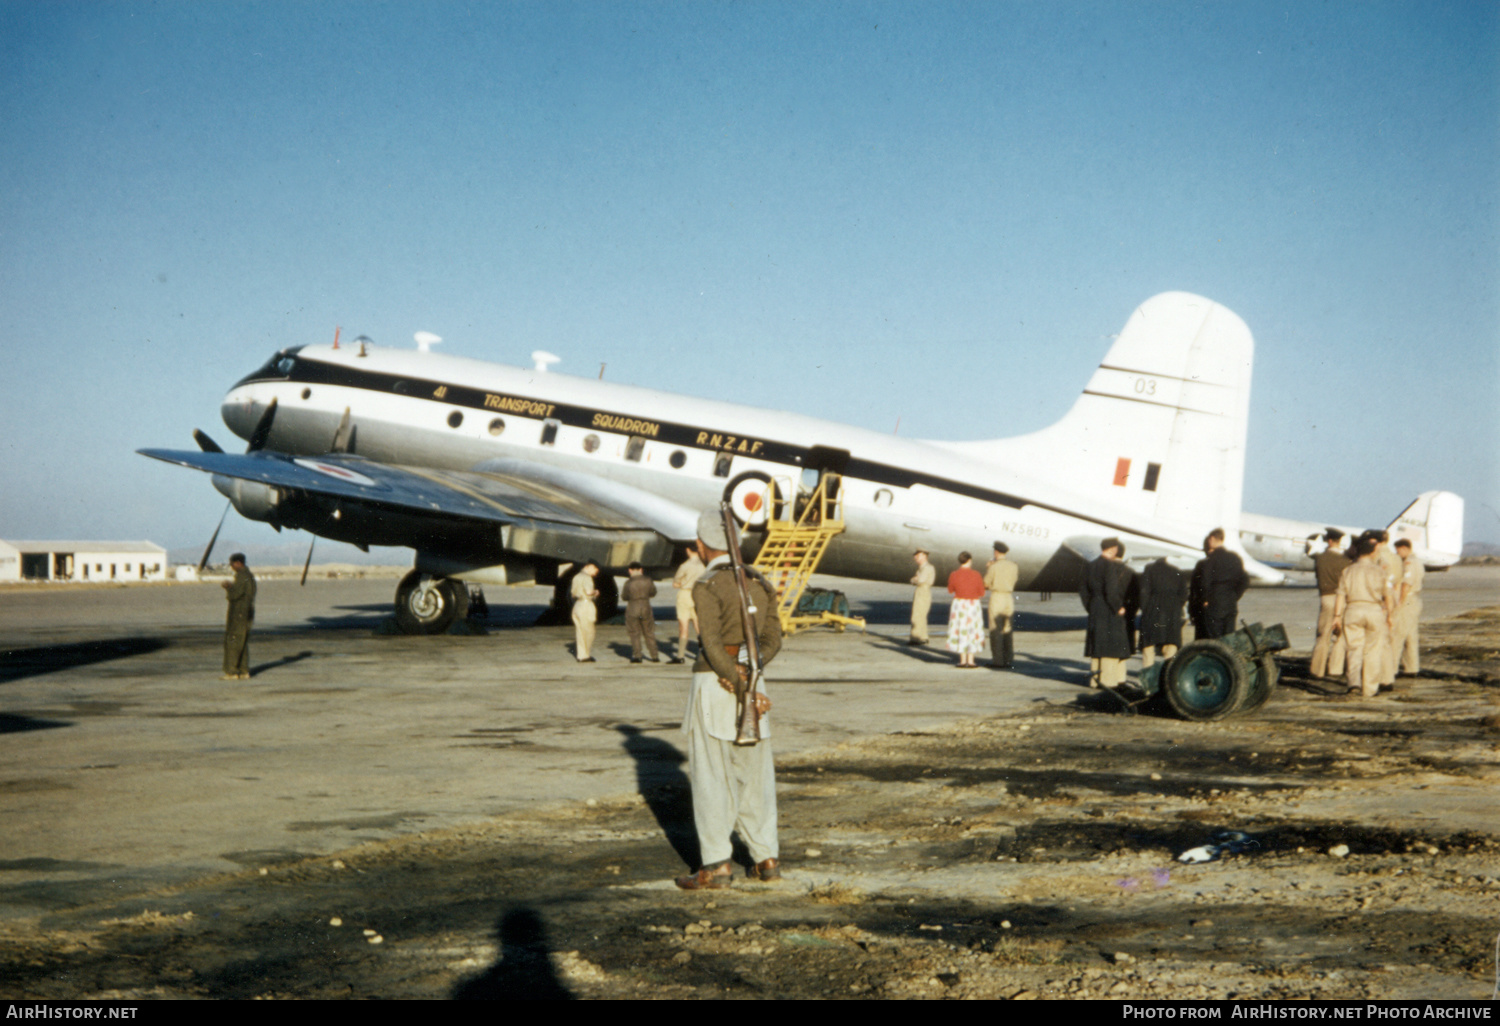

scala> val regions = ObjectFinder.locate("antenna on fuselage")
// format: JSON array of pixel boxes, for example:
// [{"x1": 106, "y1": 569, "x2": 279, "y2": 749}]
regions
[
  {"x1": 415, "y1": 331, "x2": 442, "y2": 353},
  {"x1": 532, "y1": 350, "x2": 561, "y2": 373},
  {"x1": 353, "y1": 334, "x2": 373, "y2": 357}
]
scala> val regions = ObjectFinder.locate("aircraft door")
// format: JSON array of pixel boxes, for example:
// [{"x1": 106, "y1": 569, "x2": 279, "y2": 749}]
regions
[{"x1": 798, "y1": 446, "x2": 850, "y2": 522}]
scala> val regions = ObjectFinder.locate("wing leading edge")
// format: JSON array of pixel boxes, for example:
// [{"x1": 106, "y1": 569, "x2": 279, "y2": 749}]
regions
[{"x1": 138, "y1": 448, "x2": 692, "y2": 568}]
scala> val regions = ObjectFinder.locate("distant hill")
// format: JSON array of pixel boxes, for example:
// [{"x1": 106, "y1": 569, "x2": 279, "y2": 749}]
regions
[{"x1": 1462, "y1": 541, "x2": 1500, "y2": 558}]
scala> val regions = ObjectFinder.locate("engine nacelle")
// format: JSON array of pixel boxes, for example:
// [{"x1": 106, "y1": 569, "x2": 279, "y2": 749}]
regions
[{"x1": 212, "y1": 474, "x2": 282, "y2": 523}]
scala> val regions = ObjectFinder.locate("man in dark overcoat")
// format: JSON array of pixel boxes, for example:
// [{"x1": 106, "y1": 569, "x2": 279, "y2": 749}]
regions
[
  {"x1": 1138, "y1": 557, "x2": 1189, "y2": 668},
  {"x1": 1198, "y1": 527, "x2": 1250, "y2": 639},
  {"x1": 1079, "y1": 538, "x2": 1131, "y2": 689}
]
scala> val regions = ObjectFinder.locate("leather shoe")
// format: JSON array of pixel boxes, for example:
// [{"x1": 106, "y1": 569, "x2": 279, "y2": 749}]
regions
[
  {"x1": 748, "y1": 858, "x2": 781, "y2": 882},
  {"x1": 674, "y1": 863, "x2": 732, "y2": 890}
]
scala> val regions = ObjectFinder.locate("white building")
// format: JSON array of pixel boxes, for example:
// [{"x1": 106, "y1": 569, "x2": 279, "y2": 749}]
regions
[{"x1": 0, "y1": 540, "x2": 168, "y2": 582}]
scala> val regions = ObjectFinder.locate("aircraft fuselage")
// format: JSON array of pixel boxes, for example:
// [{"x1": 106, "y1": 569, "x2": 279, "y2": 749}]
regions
[{"x1": 220, "y1": 342, "x2": 1208, "y2": 589}]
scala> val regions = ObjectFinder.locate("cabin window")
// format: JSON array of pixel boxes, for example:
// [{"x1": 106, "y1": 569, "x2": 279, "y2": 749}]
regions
[
  {"x1": 488, "y1": 418, "x2": 506, "y2": 436},
  {"x1": 447, "y1": 411, "x2": 463, "y2": 429},
  {"x1": 301, "y1": 388, "x2": 312, "y2": 400},
  {"x1": 583, "y1": 434, "x2": 601, "y2": 453},
  {"x1": 275, "y1": 356, "x2": 295, "y2": 375},
  {"x1": 873, "y1": 488, "x2": 893, "y2": 508},
  {"x1": 713, "y1": 453, "x2": 733, "y2": 478},
  {"x1": 540, "y1": 419, "x2": 560, "y2": 446},
  {"x1": 669, "y1": 450, "x2": 686, "y2": 469},
  {"x1": 625, "y1": 436, "x2": 646, "y2": 462},
  {"x1": 1143, "y1": 462, "x2": 1161, "y2": 492}
]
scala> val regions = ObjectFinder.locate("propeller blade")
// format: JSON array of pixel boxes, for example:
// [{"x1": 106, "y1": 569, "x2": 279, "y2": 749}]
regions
[
  {"x1": 193, "y1": 429, "x2": 224, "y2": 454},
  {"x1": 300, "y1": 535, "x2": 316, "y2": 586},
  {"x1": 246, "y1": 397, "x2": 279, "y2": 452},
  {"x1": 198, "y1": 502, "x2": 231, "y2": 573},
  {"x1": 330, "y1": 407, "x2": 354, "y2": 453}
]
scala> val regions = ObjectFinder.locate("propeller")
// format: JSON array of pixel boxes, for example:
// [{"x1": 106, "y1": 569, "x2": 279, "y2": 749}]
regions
[
  {"x1": 300, "y1": 534, "x2": 316, "y2": 586},
  {"x1": 246, "y1": 397, "x2": 279, "y2": 452},
  {"x1": 198, "y1": 502, "x2": 230, "y2": 574},
  {"x1": 190, "y1": 397, "x2": 277, "y2": 573},
  {"x1": 330, "y1": 407, "x2": 354, "y2": 454}
]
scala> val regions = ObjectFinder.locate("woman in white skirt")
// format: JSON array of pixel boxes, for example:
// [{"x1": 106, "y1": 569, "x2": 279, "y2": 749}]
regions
[{"x1": 946, "y1": 551, "x2": 986, "y2": 668}]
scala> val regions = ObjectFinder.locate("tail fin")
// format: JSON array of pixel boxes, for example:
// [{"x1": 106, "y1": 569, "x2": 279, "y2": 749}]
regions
[
  {"x1": 981, "y1": 292, "x2": 1255, "y2": 546},
  {"x1": 1387, "y1": 490, "x2": 1465, "y2": 567}
]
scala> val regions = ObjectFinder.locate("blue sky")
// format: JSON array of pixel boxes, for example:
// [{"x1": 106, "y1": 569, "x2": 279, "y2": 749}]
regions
[{"x1": 2, "y1": 0, "x2": 1496, "y2": 557}]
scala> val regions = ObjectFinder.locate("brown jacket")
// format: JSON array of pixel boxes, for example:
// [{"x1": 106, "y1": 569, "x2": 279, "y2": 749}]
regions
[{"x1": 691, "y1": 559, "x2": 783, "y2": 680}]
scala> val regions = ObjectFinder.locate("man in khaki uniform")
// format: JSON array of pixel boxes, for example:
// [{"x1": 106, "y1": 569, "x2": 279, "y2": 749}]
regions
[
  {"x1": 1310, "y1": 529, "x2": 1351, "y2": 680},
  {"x1": 570, "y1": 561, "x2": 599, "y2": 663},
  {"x1": 909, "y1": 550, "x2": 935, "y2": 646},
  {"x1": 1333, "y1": 536, "x2": 1394, "y2": 698},
  {"x1": 983, "y1": 541, "x2": 1019, "y2": 668},
  {"x1": 670, "y1": 546, "x2": 706, "y2": 664},
  {"x1": 1371, "y1": 530, "x2": 1403, "y2": 685},
  {"x1": 676, "y1": 510, "x2": 784, "y2": 891},
  {"x1": 1391, "y1": 539, "x2": 1425, "y2": 675}
]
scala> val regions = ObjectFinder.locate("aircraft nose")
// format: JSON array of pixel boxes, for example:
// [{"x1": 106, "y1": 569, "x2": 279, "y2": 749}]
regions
[{"x1": 221, "y1": 387, "x2": 259, "y2": 442}]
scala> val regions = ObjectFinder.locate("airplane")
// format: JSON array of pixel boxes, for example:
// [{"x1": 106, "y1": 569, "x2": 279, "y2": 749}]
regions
[
  {"x1": 1239, "y1": 491, "x2": 1464, "y2": 572},
  {"x1": 139, "y1": 291, "x2": 1464, "y2": 634}
]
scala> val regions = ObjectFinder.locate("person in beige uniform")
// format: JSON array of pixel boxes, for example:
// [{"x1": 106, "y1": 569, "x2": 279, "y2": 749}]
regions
[
  {"x1": 1371, "y1": 530, "x2": 1403, "y2": 686},
  {"x1": 1310, "y1": 529, "x2": 1351, "y2": 680},
  {"x1": 570, "y1": 561, "x2": 600, "y2": 663},
  {"x1": 909, "y1": 550, "x2": 935, "y2": 645},
  {"x1": 1332, "y1": 536, "x2": 1394, "y2": 698},
  {"x1": 983, "y1": 541, "x2": 1019, "y2": 668},
  {"x1": 670, "y1": 547, "x2": 706, "y2": 664},
  {"x1": 1391, "y1": 539, "x2": 1425, "y2": 675}
]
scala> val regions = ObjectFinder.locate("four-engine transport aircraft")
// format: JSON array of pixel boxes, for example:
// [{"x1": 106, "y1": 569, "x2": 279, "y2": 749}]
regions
[{"x1": 140, "y1": 291, "x2": 1464, "y2": 634}]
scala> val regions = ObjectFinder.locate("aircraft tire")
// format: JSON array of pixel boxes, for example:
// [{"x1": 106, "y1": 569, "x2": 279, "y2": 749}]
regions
[
  {"x1": 1236, "y1": 653, "x2": 1278, "y2": 716},
  {"x1": 394, "y1": 570, "x2": 469, "y2": 635},
  {"x1": 1162, "y1": 639, "x2": 1249, "y2": 721}
]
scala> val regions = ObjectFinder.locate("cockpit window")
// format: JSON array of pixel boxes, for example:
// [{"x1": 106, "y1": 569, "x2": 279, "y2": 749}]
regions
[{"x1": 234, "y1": 346, "x2": 306, "y2": 388}]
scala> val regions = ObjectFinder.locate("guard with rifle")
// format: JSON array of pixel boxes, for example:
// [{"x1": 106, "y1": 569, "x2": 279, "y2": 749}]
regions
[{"x1": 674, "y1": 507, "x2": 784, "y2": 890}]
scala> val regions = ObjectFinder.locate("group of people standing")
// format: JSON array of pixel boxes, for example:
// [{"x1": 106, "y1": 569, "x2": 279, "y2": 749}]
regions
[
  {"x1": 909, "y1": 543, "x2": 1018, "y2": 669},
  {"x1": 1309, "y1": 527, "x2": 1423, "y2": 698},
  {"x1": 569, "y1": 549, "x2": 710, "y2": 665},
  {"x1": 1076, "y1": 530, "x2": 1248, "y2": 690}
]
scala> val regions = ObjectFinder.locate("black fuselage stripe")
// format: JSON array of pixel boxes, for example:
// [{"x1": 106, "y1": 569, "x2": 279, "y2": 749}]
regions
[{"x1": 237, "y1": 358, "x2": 1194, "y2": 549}]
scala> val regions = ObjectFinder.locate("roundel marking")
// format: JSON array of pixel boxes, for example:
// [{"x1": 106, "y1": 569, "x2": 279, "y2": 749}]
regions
[
  {"x1": 294, "y1": 458, "x2": 378, "y2": 488},
  {"x1": 723, "y1": 472, "x2": 777, "y2": 527}
]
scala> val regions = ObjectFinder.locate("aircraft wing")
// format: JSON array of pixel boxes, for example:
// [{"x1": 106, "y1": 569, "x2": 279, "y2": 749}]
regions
[{"x1": 137, "y1": 448, "x2": 695, "y2": 565}]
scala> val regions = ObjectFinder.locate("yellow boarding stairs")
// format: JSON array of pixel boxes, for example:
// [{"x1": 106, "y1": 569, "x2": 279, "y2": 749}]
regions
[{"x1": 749, "y1": 475, "x2": 866, "y2": 636}]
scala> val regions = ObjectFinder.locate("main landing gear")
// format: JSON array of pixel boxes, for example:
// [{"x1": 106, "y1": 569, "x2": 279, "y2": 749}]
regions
[{"x1": 394, "y1": 570, "x2": 470, "y2": 634}]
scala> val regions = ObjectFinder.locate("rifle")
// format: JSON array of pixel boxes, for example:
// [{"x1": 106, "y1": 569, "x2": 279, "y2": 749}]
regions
[{"x1": 720, "y1": 501, "x2": 764, "y2": 746}]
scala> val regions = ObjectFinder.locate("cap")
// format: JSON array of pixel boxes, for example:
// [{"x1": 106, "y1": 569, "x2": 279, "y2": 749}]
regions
[
  {"x1": 992, "y1": 541, "x2": 1009, "y2": 554},
  {"x1": 696, "y1": 509, "x2": 729, "y2": 550},
  {"x1": 229, "y1": 553, "x2": 247, "y2": 564}
]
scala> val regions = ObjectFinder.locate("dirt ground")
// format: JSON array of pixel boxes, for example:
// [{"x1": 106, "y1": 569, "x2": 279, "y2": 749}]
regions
[{"x1": 1, "y1": 606, "x2": 1496, "y2": 1001}]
